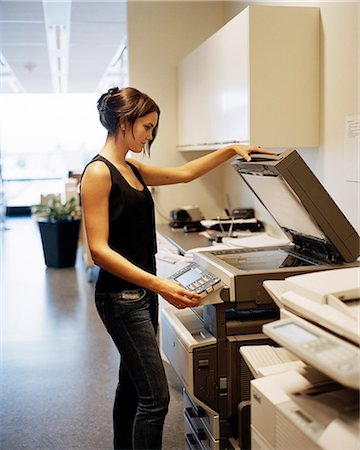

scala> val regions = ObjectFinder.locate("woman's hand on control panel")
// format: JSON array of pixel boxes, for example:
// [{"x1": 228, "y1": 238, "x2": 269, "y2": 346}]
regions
[{"x1": 156, "y1": 279, "x2": 201, "y2": 309}]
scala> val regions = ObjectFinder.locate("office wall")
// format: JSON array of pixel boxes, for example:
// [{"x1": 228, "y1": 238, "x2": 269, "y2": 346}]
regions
[
  {"x1": 223, "y1": 1, "x2": 360, "y2": 234},
  {"x1": 127, "y1": 1, "x2": 227, "y2": 223},
  {"x1": 128, "y1": 1, "x2": 359, "y2": 234}
]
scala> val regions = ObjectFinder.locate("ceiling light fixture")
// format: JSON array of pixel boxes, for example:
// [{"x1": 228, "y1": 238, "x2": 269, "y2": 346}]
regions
[{"x1": 42, "y1": 0, "x2": 71, "y2": 93}]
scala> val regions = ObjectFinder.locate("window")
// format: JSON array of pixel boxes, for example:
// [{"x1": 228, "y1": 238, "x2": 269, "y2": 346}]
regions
[{"x1": 0, "y1": 93, "x2": 106, "y2": 207}]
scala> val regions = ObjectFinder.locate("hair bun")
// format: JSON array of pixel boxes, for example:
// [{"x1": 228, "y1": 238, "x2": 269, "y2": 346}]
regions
[
  {"x1": 107, "y1": 87, "x2": 119, "y2": 96},
  {"x1": 99, "y1": 87, "x2": 119, "y2": 112}
]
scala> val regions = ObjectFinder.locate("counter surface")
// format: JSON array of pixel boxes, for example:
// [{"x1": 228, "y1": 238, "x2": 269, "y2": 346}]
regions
[{"x1": 156, "y1": 223, "x2": 210, "y2": 254}]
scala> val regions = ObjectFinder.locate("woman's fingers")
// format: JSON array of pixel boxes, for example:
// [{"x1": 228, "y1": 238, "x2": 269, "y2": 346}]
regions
[{"x1": 161, "y1": 281, "x2": 201, "y2": 309}]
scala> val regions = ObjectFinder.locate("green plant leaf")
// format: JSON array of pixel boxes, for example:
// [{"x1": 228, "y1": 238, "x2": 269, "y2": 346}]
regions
[{"x1": 32, "y1": 196, "x2": 81, "y2": 222}]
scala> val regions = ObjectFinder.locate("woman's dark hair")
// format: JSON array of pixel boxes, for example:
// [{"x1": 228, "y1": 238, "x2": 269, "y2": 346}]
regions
[{"x1": 97, "y1": 86, "x2": 160, "y2": 154}]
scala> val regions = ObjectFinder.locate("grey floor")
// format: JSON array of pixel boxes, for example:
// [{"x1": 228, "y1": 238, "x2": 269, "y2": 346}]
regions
[{"x1": 1, "y1": 217, "x2": 184, "y2": 450}]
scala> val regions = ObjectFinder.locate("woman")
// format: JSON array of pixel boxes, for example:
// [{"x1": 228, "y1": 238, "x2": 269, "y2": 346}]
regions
[{"x1": 81, "y1": 86, "x2": 270, "y2": 450}]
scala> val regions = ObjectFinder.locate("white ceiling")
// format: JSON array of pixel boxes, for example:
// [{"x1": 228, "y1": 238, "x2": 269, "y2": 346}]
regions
[{"x1": 0, "y1": 0, "x2": 128, "y2": 93}]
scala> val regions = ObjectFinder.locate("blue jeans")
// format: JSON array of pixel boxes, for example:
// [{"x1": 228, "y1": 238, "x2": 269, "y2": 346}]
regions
[{"x1": 95, "y1": 289, "x2": 170, "y2": 450}]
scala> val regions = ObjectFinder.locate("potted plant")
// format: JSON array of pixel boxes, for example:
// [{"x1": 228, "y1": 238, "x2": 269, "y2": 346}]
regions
[{"x1": 32, "y1": 196, "x2": 81, "y2": 268}]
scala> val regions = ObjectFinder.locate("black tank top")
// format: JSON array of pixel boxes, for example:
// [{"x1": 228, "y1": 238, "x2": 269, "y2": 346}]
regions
[{"x1": 83, "y1": 155, "x2": 157, "y2": 292}]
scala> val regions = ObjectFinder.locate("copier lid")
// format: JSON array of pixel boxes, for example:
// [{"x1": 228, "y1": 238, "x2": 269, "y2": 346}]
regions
[{"x1": 232, "y1": 149, "x2": 359, "y2": 263}]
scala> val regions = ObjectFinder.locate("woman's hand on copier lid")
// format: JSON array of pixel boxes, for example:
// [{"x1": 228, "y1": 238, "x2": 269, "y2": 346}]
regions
[
  {"x1": 156, "y1": 279, "x2": 201, "y2": 309},
  {"x1": 230, "y1": 144, "x2": 274, "y2": 162}
]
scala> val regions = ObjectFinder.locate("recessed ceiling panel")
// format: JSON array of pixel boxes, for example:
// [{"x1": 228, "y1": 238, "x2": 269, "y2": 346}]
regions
[
  {"x1": 1, "y1": 22, "x2": 47, "y2": 42},
  {"x1": 70, "y1": 22, "x2": 126, "y2": 45},
  {"x1": 2, "y1": 44, "x2": 49, "y2": 62},
  {"x1": 71, "y1": 1, "x2": 126, "y2": 24},
  {"x1": 69, "y1": 43, "x2": 119, "y2": 63},
  {"x1": 0, "y1": 0, "x2": 128, "y2": 93},
  {"x1": 0, "y1": 1, "x2": 44, "y2": 22}
]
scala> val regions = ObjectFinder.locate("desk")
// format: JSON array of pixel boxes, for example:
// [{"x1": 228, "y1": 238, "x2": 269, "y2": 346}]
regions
[{"x1": 156, "y1": 223, "x2": 210, "y2": 254}]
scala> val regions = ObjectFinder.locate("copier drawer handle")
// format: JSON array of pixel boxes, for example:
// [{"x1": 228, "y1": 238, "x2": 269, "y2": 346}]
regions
[
  {"x1": 196, "y1": 405, "x2": 205, "y2": 417},
  {"x1": 185, "y1": 406, "x2": 196, "y2": 419},
  {"x1": 185, "y1": 433, "x2": 201, "y2": 450},
  {"x1": 196, "y1": 427, "x2": 207, "y2": 441},
  {"x1": 185, "y1": 405, "x2": 205, "y2": 419}
]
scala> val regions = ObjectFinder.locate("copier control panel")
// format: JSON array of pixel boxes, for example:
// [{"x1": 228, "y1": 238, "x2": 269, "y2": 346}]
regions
[
  {"x1": 169, "y1": 262, "x2": 221, "y2": 297},
  {"x1": 263, "y1": 312, "x2": 360, "y2": 389}
]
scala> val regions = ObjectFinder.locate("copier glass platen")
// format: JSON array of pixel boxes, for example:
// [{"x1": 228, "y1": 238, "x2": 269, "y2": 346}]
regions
[{"x1": 189, "y1": 149, "x2": 359, "y2": 308}]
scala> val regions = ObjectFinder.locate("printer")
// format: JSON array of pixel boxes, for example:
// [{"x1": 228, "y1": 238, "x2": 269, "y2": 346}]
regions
[
  {"x1": 161, "y1": 149, "x2": 360, "y2": 450},
  {"x1": 169, "y1": 205, "x2": 205, "y2": 229},
  {"x1": 248, "y1": 267, "x2": 360, "y2": 450}
]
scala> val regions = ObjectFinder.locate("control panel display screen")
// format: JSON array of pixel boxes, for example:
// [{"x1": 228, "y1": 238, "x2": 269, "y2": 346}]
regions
[
  {"x1": 176, "y1": 269, "x2": 203, "y2": 287},
  {"x1": 275, "y1": 323, "x2": 318, "y2": 344}
]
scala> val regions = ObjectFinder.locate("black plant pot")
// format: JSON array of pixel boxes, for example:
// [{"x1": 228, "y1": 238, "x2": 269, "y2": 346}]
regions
[{"x1": 38, "y1": 219, "x2": 81, "y2": 268}]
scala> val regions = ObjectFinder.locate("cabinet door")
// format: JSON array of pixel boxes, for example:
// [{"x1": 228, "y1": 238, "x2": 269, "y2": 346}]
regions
[
  {"x1": 177, "y1": 6, "x2": 319, "y2": 150},
  {"x1": 177, "y1": 12, "x2": 248, "y2": 149},
  {"x1": 247, "y1": 6, "x2": 320, "y2": 147}
]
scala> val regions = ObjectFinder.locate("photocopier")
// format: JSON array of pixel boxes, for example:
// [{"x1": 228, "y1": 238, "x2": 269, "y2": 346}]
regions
[{"x1": 160, "y1": 149, "x2": 360, "y2": 450}]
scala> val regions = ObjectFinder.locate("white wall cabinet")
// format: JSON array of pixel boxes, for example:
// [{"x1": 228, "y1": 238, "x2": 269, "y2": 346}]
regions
[{"x1": 177, "y1": 6, "x2": 320, "y2": 150}]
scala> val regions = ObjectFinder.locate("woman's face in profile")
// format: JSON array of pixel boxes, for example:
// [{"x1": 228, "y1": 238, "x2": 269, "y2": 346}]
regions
[{"x1": 125, "y1": 112, "x2": 158, "y2": 153}]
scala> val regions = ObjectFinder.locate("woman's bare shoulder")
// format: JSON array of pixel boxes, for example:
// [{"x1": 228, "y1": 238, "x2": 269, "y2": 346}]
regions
[
  {"x1": 83, "y1": 160, "x2": 111, "y2": 179},
  {"x1": 81, "y1": 160, "x2": 112, "y2": 198}
]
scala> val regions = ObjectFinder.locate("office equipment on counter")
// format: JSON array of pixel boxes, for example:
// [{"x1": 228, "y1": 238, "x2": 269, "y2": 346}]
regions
[
  {"x1": 169, "y1": 205, "x2": 204, "y2": 229},
  {"x1": 202, "y1": 205, "x2": 256, "y2": 232},
  {"x1": 230, "y1": 208, "x2": 254, "y2": 220},
  {"x1": 201, "y1": 217, "x2": 264, "y2": 234}
]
